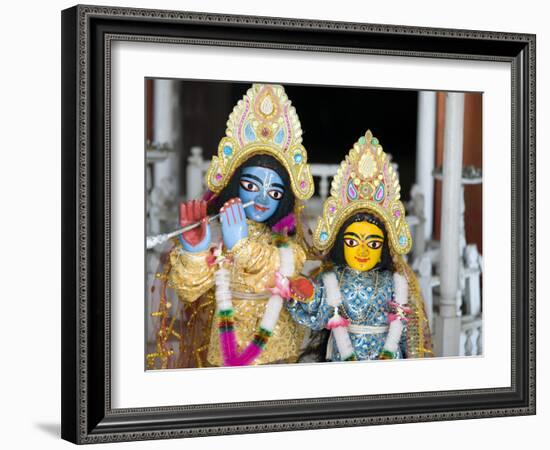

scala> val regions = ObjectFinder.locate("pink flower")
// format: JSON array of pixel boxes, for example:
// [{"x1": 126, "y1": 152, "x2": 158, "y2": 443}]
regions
[
  {"x1": 268, "y1": 272, "x2": 291, "y2": 299},
  {"x1": 326, "y1": 315, "x2": 350, "y2": 330},
  {"x1": 388, "y1": 313, "x2": 399, "y2": 323},
  {"x1": 206, "y1": 252, "x2": 217, "y2": 267},
  {"x1": 388, "y1": 300, "x2": 411, "y2": 323},
  {"x1": 206, "y1": 242, "x2": 228, "y2": 267}
]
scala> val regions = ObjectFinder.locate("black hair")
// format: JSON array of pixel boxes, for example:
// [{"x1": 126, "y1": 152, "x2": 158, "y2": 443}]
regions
[
  {"x1": 329, "y1": 212, "x2": 394, "y2": 272},
  {"x1": 207, "y1": 154, "x2": 295, "y2": 229}
]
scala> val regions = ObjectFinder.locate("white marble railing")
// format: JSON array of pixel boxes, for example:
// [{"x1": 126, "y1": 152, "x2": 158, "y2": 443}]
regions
[
  {"x1": 460, "y1": 315, "x2": 483, "y2": 356},
  {"x1": 414, "y1": 244, "x2": 483, "y2": 357}
]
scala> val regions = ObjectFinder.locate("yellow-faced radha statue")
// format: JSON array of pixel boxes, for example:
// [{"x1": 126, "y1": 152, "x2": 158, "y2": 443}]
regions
[{"x1": 286, "y1": 130, "x2": 433, "y2": 361}]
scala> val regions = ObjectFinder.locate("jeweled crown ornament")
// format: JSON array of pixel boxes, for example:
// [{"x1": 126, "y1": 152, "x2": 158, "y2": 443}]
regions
[
  {"x1": 206, "y1": 84, "x2": 314, "y2": 200},
  {"x1": 313, "y1": 130, "x2": 412, "y2": 254}
]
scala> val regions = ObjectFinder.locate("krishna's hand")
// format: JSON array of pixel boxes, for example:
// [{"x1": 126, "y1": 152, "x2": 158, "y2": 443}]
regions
[
  {"x1": 220, "y1": 198, "x2": 248, "y2": 251},
  {"x1": 179, "y1": 200, "x2": 211, "y2": 252}
]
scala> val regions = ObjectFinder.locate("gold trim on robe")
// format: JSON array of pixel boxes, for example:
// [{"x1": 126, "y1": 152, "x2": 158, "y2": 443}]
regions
[{"x1": 168, "y1": 221, "x2": 307, "y2": 366}]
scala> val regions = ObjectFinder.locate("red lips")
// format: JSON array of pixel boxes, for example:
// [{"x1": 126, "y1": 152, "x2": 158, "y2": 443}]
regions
[
  {"x1": 355, "y1": 257, "x2": 370, "y2": 263},
  {"x1": 254, "y1": 204, "x2": 268, "y2": 212}
]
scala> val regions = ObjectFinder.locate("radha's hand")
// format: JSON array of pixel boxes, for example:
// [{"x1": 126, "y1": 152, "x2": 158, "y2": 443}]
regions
[
  {"x1": 220, "y1": 198, "x2": 248, "y2": 251},
  {"x1": 179, "y1": 200, "x2": 211, "y2": 252}
]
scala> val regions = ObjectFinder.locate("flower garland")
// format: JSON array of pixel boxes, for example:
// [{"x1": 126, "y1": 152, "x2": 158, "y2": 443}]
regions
[
  {"x1": 323, "y1": 272, "x2": 357, "y2": 361},
  {"x1": 379, "y1": 272, "x2": 410, "y2": 359},
  {"x1": 324, "y1": 271, "x2": 410, "y2": 361},
  {"x1": 213, "y1": 244, "x2": 295, "y2": 366}
]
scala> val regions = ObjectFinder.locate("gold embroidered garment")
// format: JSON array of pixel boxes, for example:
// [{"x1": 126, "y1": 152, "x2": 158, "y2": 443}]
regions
[{"x1": 168, "y1": 221, "x2": 307, "y2": 366}]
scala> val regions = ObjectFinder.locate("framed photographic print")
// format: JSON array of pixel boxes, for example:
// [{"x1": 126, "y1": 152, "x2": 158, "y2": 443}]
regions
[{"x1": 61, "y1": 4, "x2": 536, "y2": 444}]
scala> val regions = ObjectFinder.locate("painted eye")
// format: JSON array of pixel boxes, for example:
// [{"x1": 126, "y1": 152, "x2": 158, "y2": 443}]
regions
[
  {"x1": 367, "y1": 240, "x2": 383, "y2": 250},
  {"x1": 268, "y1": 190, "x2": 283, "y2": 200},
  {"x1": 344, "y1": 238, "x2": 359, "y2": 247},
  {"x1": 240, "y1": 180, "x2": 259, "y2": 192}
]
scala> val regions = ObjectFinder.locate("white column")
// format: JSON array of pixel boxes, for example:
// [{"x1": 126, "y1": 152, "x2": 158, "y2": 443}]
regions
[
  {"x1": 186, "y1": 146, "x2": 205, "y2": 200},
  {"x1": 434, "y1": 92, "x2": 464, "y2": 357},
  {"x1": 415, "y1": 91, "x2": 437, "y2": 239},
  {"x1": 153, "y1": 79, "x2": 180, "y2": 207},
  {"x1": 416, "y1": 254, "x2": 434, "y2": 329},
  {"x1": 147, "y1": 80, "x2": 181, "y2": 344}
]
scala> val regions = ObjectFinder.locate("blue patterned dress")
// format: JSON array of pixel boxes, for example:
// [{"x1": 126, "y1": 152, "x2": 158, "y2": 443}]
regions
[{"x1": 286, "y1": 266, "x2": 407, "y2": 361}]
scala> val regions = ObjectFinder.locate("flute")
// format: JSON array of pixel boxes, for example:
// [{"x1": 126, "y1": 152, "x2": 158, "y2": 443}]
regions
[{"x1": 146, "y1": 200, "x2": 254, "y2": 249}]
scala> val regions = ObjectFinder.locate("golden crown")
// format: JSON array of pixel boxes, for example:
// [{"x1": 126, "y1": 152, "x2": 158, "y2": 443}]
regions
[
  {"x1": 313, "y1": 130, "x2": 412, "y2": 255},
  {"x1": 206, "y1": 84, "x2": 314, "y2": 201}
]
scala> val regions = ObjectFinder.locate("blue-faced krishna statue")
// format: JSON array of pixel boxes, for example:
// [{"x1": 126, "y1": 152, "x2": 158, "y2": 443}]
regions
[{"x1": 155, "y1": 84, "x2": 314, "y2": 368}]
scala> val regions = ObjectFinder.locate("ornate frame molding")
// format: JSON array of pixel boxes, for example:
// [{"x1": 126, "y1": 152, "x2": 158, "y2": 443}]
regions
[{"x1": 61, "y1": 4, "x2": 535, "y2": 444}]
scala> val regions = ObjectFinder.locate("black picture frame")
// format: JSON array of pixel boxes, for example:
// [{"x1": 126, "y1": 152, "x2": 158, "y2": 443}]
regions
[{"x1": 61, "y1": 4, "x2": 536, "y2": 444}]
